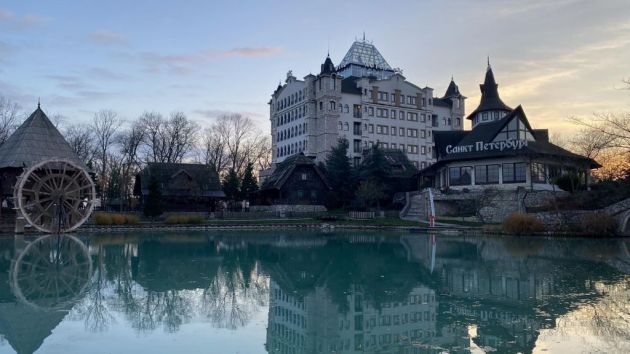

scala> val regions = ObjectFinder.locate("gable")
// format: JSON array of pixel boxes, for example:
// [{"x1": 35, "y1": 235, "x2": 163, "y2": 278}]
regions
[{"x1": 492, "y1": 114, "x2": 535, "y2": 143}]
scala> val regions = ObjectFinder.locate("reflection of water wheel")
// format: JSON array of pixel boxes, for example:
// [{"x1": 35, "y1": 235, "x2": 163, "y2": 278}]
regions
[
  {"x1": 15, "y1": 159, "x2": 96, "y2": 233},
  {"x1": 10, "y1": 235, "x2": 92, "y2": 310}
]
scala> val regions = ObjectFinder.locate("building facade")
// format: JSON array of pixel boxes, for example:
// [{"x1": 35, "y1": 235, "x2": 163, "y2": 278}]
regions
[
  {"x1": 268, "y1": 39, "x2": 465, "y2": 170},
  {"x1": 424, "y1": 64, "x2": 600, "y2": 191}
]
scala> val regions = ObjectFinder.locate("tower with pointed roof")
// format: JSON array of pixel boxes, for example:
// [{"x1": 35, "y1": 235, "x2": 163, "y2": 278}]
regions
[{"x1": 467, "y1": 61, "x2": 512, "y2": 128}]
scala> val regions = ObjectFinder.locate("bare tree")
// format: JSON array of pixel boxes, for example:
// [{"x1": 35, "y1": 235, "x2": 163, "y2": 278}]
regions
[
  {"x1": 0, "y1": 96, "x2": 22, "y2": 145},
  {"x1": 138, "y1": 111, "x2": 198, "y2": 163},
  {"x1": 201, "y1": 127, "x2": 229, "y2": 175},
  {"x1": 92, "y1": 110, "x2": 122, "y2": 208},
  {"x1": 567, "y1": 127, "x2": 617, "y2": 160},
  {"x1": 570, "y1": 112, "x2": 630, "y2": 153},
  {"x1": 112, "y1": 121, "x2": 146, "y2": 210},
  {"x1": 212, "y1": 114, "x2": 271, "y2": 175},
  {"x1": 64, "y1": 124, "x2": 95, "y2": 165}
]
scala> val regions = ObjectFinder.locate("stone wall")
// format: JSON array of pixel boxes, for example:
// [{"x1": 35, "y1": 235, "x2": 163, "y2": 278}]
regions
[{"x1": 407, "y1": 188, "x2": 567, "y2": 223}]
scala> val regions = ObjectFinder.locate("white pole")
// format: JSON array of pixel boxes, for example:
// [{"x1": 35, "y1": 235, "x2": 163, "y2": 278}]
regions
[{"x1": 428, "y1": 188, "x2": 436, "y2": 228}]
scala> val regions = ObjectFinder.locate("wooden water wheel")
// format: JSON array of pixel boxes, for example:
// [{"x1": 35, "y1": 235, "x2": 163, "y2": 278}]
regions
[
  {"x1": 10, "y1": 234, "x2": 92, "y2": 310},
  {"x1": 15, "y1": 159, "x2": 96, "y2": 233}
]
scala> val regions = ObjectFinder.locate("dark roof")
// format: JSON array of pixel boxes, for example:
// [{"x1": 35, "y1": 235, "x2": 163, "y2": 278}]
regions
[
  {"x1": 427, "y1": 106, "x2": 601, "y2": 171},
  {"x1": 260, "y1": 153, "x2": 331, "y2": 191},
  {"x1": 137, "y1": 162, "x2": 225, "y2": 197},
  {"x1": 320, "y1": 55, "x2": 336, "y2": 75},
  {"x1": 362, "y1": 147, "x2": 419, "y2": 178},
  {"x1": 466, "y1": 65, "x2": 512, "y2": 120},
  {"x1": 0, "y1": 106, "x2": 86, "y2": 169},
  {"x1": 443, "y1": 78, "x2": 462, "y2": 98},
  {"x1": 341, "y1": 76, "x2": 362, "y2": 95}
]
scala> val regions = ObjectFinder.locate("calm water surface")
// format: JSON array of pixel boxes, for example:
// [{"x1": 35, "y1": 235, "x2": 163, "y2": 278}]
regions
[{"x1": 0, "y1": 231, "x2": 629, "y2": 354}]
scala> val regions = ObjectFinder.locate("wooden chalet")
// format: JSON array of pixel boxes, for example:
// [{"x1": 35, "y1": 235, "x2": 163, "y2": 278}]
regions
[
  {"x1": 254, "y1": 153, "x2": 331, "y2": 205},
  {"x1": 134, "y1": 163, "x2": 225, "y2": 211}
]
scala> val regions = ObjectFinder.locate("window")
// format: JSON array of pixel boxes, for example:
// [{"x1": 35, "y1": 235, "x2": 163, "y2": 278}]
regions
[
  {"x1": 391, "y1": 143, "x2": 396, "y2": 149},
  {"x1": 455, "y1": 118, "x2": 461, "y2": 126},
  {"x1": 344, "y1": 122, "x2": 349, "y2": 131},
  {"x1": 421, "y1": 114, "x2": 426, "y2": 123},
  {"x1": 391, "y1": 126, "x2": 397, "y2": 136},
  {"x1": 449, "y1": 166, "x2": 472, "y2": 186},
  {"x1": 368, "y1": 107, "x2": 374, "y2": 116},
  {"x1": 531, "y1": 163, "x2": 546, "y2": 183},
  {"x1": 353, "y1": 139, "x2": 361, "y2": 153},
  {"x1": 503, "y1": 163, "x2": 527, "y2": 183},
  {"x1": 391, "y1": 110, "x2": 396, "y2": 119},
  {"x1": 475, "y1": 165, "x2": 500, "y2": 184},
  {"x1": 407, "y1": 112, "x2": 418, "y2": 121},
  {"x1": 301, "y1": 173, "x2": 308, "y2": 181},
  {"x1": 338, "y1": 121, "x2": 343, "y2": 130},
  {"x1": 399, "y1": 128, "x2": 405, "y2": 136},
  {"x1": 421, "y1": 146, "x2": 426, "y2": 154},
  {"x1": 421, "y1": 130, "x2": 426, "y2": 138},
  {"x1": 368, "y1": 124, "x2": 374, "y2": 133},
  {"x1": 376, "y1": 125, "x2": 389, "y2": 135},
  {"x1": 310, "y1": 190, "x2": 317, "y2": 199},
  {"x1": 407, "y1": 145, "x2": 418, "y2": 154},
  {"x1": 399, "y1": 110, "x2": 405, "y2": 120},
  {"x1": 353, "y1": 122, "x2": 362, "y2": 135},
  {"x1": 297, "y1": 190, "x2": 304, "y2": 198},
  {"x1": 407, "y1": 128, "x2": 418, "y2": 137},
  {"x1": 353, "y1": 104, "x2": 362, "y2": 118}
]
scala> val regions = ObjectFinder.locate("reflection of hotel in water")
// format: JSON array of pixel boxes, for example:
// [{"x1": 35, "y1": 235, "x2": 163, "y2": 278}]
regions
[{"x1": 266, "y1": 281, "x2": 438, "y2": 354}]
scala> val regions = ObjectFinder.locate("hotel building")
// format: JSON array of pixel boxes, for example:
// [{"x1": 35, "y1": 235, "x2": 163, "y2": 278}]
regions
[{"x1": 268, "y1": 38, "x2": 465, "y2": 169}]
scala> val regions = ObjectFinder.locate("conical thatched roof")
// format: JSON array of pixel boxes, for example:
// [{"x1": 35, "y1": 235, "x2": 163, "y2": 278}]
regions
[{"x1": 0, "y1": 106, "x2": 85, "y2": 169}]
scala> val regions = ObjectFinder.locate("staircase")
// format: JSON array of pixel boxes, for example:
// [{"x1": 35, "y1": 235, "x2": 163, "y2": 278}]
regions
[{"x1": 400, "y1": 191, "x2": 427, "y2": 221}]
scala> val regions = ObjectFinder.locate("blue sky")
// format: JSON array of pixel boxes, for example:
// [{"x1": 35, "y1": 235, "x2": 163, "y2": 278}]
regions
[{"x1": 1, "y1": 0, "x2": 629, "y2": 133}]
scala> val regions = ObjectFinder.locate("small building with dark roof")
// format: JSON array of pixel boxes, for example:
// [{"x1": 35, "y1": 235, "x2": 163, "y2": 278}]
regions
[
  {"x1": 254, "y1": 153, "x2": 331, "y2": 205},
  {"x1": 421, "y1": 65, "x2": 600, "y2": 191},
  {"x1": 133, "y1": 163, "x2": 225, "y2": 211}
]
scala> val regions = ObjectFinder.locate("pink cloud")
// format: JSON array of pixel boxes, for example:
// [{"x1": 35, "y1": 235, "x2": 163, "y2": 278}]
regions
[{"x1": 222, "y1": 47, "x2": 283, "y2": 57}]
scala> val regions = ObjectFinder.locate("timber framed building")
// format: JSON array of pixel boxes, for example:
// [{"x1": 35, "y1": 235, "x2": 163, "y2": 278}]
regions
[{"x1": 422, "y1": 64, "x2": 600, "y2": 191}]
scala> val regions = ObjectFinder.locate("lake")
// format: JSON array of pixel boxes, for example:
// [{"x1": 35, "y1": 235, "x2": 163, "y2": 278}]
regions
[{"x1": 0, "y1": 231, "x2": 628, "y2": 354}]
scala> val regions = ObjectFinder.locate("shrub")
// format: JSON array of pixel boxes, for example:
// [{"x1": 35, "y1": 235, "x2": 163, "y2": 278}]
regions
[
  {"x1": 165, "y1": 214, "x2": 205, "y2": 224},
  {"x1": 124, "y1": 214, "x2": 140, "y2": 225},
  {"x1": 94, "y1": 212, "x2": 112, "y2": 225},
  {"x1": 502, "y1": 213, "x2": 545, "y2": 235},
  {"x1": 93, "y1": 212, "x2": 141, "y2": 225},
  {"x1": 580, "y1": 213, "x2": 618, "y2": 237},
  {"x1": 111, "y1": 214, "x2": 126, "y2": 225}
]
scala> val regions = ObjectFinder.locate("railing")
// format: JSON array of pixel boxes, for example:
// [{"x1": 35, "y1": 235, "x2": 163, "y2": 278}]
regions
[{"x1": 348, "y1": 211, "x2": 375, "y2": 219}]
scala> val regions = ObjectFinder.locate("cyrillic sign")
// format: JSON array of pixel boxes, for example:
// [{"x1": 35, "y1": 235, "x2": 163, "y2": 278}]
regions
[{"x1": 445, "y1": 140, "x2": 528, "y2": 154}]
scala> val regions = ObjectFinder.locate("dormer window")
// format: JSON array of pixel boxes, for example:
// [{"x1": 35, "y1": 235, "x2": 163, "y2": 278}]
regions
[{"x1": 482, "y1": 112, "x2": 488, "y2": 121}]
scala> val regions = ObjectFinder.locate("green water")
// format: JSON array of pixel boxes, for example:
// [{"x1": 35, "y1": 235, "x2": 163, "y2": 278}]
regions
[{"x1": 0, "y1": 231, "x2": 628, "y2": 354}]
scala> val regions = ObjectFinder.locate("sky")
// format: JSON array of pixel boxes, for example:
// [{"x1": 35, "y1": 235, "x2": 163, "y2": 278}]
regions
[{"x1": 1, "y1": 0, "x2": 629, "y2": 133}]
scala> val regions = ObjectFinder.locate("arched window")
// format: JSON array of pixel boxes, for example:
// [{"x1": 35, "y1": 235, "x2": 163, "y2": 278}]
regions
[
  {"x1": 455, "y1": 118, "x2": 461, "y2": 126},
  {"x1": 329, "y1": 101, "x2": 336, "y2": 111}
]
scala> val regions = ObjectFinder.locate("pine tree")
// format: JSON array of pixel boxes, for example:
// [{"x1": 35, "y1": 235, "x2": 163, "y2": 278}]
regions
[
  {"x1": 324, "y1": 138, "x2": 354, "y2": 207},
  {"x1": 240, "y1": 163, "x2": 258, "y2": 199},
  {"x1": 222, "y1": 169, "x2": 241, "y2": 201},
  {"x1": 143, "y1": 177, "x2": 164, "y2": 217}
]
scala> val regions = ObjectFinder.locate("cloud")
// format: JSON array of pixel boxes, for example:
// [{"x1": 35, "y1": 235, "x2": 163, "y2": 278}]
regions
[
  {"x1": 87, "y1": 67, "x2": 129, "y2": 80},
  {"x1": 141, "y1": 46, "x2": 282, "y2": 75},
  {"x1": 0, "y1": 9, "x2": 47, "y2": 29},
  {"x1": 194, "y1": 109, "x2": 264, "y2": 120},
  {"x1": 222, "y1": 47, "x2": 283, "y2": 58},
  {"x1": 88, "y1": 30, "x2": 126, "y2": 45},
  {"x1": 46, "y1": 75, "x2": 88, "y2": 91}
]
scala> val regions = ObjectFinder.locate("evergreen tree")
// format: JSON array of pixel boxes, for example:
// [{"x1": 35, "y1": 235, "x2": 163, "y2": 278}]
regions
[
  {"x1": 240, "y1": 163, "x2": 258, "y2": 199},
  {"x1": 143, "y1": 177, "x2": 164, "y2": 217},
  {"x1": 359, "y1": 144, "x2": 390, "y2": 184},
  {"x1": 324, "y1": 138, "x2": 354, "y2": 207},
  {"x1": 222, "y1": 168, "x2": 241, "y2": 201}
]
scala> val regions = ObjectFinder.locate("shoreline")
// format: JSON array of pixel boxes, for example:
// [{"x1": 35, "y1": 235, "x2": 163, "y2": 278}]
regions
[{"x1": 1, "y1": 220, "x2": 626, "y2": 238}]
